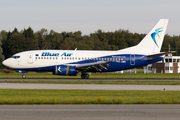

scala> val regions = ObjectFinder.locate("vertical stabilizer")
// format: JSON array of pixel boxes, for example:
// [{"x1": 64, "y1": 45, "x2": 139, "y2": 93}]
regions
[
  {"x1": 120, "y1": 19, "x2": 169, "y2": 54},
  {"x1": 136, "y1": 19, "x2": 169, "y2": 54}
]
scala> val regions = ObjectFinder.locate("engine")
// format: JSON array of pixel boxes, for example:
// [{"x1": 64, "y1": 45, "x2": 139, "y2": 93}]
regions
[{"x1": 54, "y1": 65, "x2": 77, "y2": 76}]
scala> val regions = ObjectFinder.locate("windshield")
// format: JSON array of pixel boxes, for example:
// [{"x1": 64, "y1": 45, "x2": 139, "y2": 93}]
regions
[{"x1": 11, "y1": 56, "x2": 20, "y2": 59}]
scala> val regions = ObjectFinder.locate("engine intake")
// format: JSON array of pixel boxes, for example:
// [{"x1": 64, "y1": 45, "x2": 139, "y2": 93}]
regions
[{"x1": 54, "y1": 65, "x2": 77, "y2": 76}]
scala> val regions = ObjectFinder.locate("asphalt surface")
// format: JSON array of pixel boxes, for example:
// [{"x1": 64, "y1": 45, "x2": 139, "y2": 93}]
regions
[
  {"x1": 0, "y1": 83, "x2": 180, "y2": 90},
  {"x1": 1, "y1": 78, "x2": 180, "y2": 81},
  {"x1": 0, "y1": 105, "x2": 180, "y2": 120},
  {"x1": 0, "y1": 79, "x2": 179, "y2": 120}
]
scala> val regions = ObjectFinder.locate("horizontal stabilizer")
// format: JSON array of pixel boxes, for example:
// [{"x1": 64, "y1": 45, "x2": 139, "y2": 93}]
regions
[{"x1": 147, "y1": 51, "x2": 176, "y2": 60}]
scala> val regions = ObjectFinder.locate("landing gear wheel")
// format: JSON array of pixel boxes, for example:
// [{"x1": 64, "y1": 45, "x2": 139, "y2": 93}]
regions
[
  {"x1": 22, "y1": 74, "x2": 26, "y2": 79},
  {"x1": 81, "y1": 74, "x2": 89, "y2": 79}
]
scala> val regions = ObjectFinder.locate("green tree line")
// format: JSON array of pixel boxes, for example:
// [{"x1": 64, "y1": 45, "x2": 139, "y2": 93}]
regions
[{"x1": 0, "y1": 27, "x2": 180, "y2": 68}]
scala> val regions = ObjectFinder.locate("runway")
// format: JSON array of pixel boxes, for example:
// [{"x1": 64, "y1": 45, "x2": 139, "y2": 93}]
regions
[
  {"x1": 1, "y1": 78, "x2": 180, "y2": 81},
  {"x1": 0, "y1": 105, "x2": 180, "y2": 120},
  {"x1": 0, "y1": 83, "x2": 180, "y2": 90},
  {"x1": 0, "y1": 80, "x2": 179, "y2": 120}
]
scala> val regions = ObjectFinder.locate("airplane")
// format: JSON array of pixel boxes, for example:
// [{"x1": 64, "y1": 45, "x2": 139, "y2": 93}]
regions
[{"x1": 2, "y1": 19, "x2": 169, "y2": 79}]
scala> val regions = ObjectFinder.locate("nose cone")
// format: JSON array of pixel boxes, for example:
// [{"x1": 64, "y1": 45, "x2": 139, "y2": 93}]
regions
[
  {"x1": 2, "y1": 60, "x2": 7, "y2": 66},
  {"x1": 2, "y1": 59, "x2": 11, "y2": 68}
]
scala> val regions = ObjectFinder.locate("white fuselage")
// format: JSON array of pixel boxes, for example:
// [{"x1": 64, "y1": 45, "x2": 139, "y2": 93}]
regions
[{"x1": 3, "y1": 49, "x2": 135, "y2": 69}]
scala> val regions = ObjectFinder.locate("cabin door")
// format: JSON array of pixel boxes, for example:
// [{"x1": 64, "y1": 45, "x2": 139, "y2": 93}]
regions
[
  {"x1": 28, "y1": 53, "x2": 33, "y2": 64},
  {"x1": 130, "y1": 54, "x2": 135, "y2": 65}
]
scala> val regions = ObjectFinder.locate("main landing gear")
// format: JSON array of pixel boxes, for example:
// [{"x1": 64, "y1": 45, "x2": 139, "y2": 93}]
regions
[{"x1": 81, "y1": 73, "x2": 89, "y2": 79}]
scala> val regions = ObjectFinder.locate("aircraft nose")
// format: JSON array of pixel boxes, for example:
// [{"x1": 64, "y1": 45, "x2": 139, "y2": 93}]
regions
[{"x1": 2, "y1": 59, "x2": 10, "y2": 67}]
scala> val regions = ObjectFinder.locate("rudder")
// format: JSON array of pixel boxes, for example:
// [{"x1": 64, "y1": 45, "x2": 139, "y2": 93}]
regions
[{"x1": 136, "y1": 19, "x2": 169, "y2": 54}]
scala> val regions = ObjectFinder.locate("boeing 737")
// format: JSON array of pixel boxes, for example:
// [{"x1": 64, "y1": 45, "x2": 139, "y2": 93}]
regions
[{"x1": 2, "y1": 19, "x2": 169, "y2": 79}]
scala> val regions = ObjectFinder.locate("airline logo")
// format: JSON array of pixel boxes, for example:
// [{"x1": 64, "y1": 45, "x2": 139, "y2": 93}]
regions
[
  {"x1": 41, "y1": 52, "x2": 73, "y2": 56},
  {"x1": 61, "y1": 52, "x2": 73, "y2": 56},
  {"x1": 151, "y1": 27, "x2": 163, "y2": 47},
  {"x1": 41, "y1": 52, "x2": 59, "y2": 56},
  {"x1": 58, "y1": 66, "x2": 62, "y2": 72}
]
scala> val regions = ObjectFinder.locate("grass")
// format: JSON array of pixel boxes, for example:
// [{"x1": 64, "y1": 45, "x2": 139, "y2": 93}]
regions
[
  {"x1": 1, "y1": 70, "x2": 180, "y2": 79},
  {"x1": 0, "y1": 89, "x2": 180, "y2": 104},
  {"x1": 6, "y1": 80, "x2": 180, "y2": 85},
  {"x1": 1, "y1": 70, "x2": 180, "y2": 85}
]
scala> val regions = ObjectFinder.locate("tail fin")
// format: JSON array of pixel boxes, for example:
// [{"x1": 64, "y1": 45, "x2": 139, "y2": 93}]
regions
[
  {"x1": 121, "y1": 19, "x2": 169, "y2": 54},
  {"x1": 136, "y1": 19, "x2": 169, "y2": 54}
]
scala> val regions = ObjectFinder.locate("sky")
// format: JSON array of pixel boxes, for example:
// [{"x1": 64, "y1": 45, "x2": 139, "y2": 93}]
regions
[{"x1": 0, "y1": 0, "x2": 180, "y2": 36}]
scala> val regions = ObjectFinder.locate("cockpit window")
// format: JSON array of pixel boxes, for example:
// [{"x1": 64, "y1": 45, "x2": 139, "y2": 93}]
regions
[{"x1": 11, "y1": 56, "x2": 20, "y2": 59}]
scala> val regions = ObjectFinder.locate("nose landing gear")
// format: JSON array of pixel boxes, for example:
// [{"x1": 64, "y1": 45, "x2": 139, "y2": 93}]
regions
[{"x1": 22, "y1": 74, "x2": 26, "y2": 79}]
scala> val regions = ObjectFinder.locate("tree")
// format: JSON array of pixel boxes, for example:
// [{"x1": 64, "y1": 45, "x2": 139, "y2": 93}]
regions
[
  {"x1": 23, "y1": 27, "x2": 39, "y2": 50},
  {"x1": 0, "y1": 33, "x2": 5, "y2": 68},
  {"x1": 6, "y1": 33, "x2": 26, "y2": 58},
  {"x1": 59, "y1": 37, "x2": 76, "y2": 50},
  {"x1": 47, "y1": 30, "x2": 63, "y2": 49},
  {"x1": 37, "y1": 29, "x2": 48, "y2": 49},
  {"x1": 2, "y1": 26, "x2": 180, "y2": 59}
]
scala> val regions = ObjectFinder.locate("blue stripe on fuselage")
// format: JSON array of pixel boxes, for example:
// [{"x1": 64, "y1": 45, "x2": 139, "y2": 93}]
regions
[{"x1": 16, "y1": 54, "x2": 163, "y2": 72}]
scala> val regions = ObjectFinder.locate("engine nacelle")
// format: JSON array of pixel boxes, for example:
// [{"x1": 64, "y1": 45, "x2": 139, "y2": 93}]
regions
[{"x1": 54, "y1": 65, "x2": 77, "y2": 76}]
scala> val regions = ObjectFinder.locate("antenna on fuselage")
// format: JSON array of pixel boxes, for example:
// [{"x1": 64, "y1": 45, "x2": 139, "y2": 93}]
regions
[{"x1": 75, "y1": 48, "x2": 77, "y2": 51}]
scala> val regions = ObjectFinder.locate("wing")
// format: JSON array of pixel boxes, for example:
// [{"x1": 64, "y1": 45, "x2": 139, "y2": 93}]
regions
[{"x1": 76, "y1": 61, "x2": 113, "y2": 72}]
